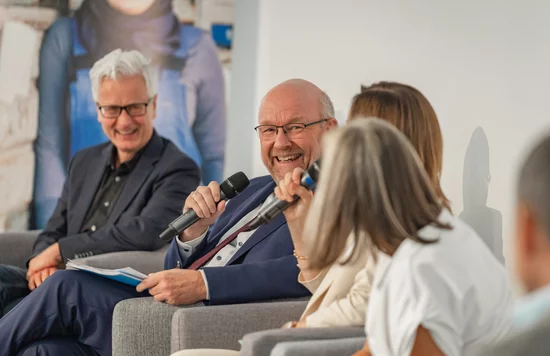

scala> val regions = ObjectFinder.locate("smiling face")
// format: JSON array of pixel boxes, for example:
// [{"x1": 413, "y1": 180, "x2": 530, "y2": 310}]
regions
[
  {"x1": 97, "y1": 75, "x2": 156, "y2": 163},
  {"x1": 258, "y1": 80, "x2": 337, "y2": 182}
]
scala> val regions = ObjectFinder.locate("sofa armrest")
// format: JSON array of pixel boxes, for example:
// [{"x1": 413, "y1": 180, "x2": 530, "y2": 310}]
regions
[
  {"x1": 74, "y1": 245, "x2": 169, "y2": 274},
  {"x1": 113, "y1": 297, "x2": 203, "y2": 356},
  {"x1": 171, "y1": 299, "x2": 309, "y2": 353},
  {"x1": 0, "y1": 231, "x2": 40, "y2": 268},
  {"x1": 270, "y1": 336, "x2": 366, "y2": 356},
  {"x1": 240, "y1": 326, "x2": 365, "y2": 356}
]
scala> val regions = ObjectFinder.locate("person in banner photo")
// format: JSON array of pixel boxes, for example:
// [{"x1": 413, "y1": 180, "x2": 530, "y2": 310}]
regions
[{"x1": 33, "y1": 0, "x2": 226, "y2": 228}]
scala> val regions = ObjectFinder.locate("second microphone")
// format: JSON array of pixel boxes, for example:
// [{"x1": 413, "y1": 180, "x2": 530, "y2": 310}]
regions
[{"x1": 248, "y1": 160, "x2": 321, "y2": 230}]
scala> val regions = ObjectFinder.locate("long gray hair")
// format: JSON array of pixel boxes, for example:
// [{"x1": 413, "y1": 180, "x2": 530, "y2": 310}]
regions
[{"x1": 304, "y1": 118, "x2": 450, "y2": 269}]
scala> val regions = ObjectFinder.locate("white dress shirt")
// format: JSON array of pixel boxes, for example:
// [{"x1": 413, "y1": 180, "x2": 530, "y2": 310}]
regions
[
  {"x1": 366, "y1": 209, "x2": 513, "y2": 356},
  {"x1": 176, "y1": 196, "x2": 273, "y2": 299}
]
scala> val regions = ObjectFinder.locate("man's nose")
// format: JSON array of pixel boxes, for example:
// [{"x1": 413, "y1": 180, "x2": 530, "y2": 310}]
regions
[
  {"x1": 117, "y1": 109, "x2": 134, "y2": 124},
  {"x1": 273, "y1": 127, "x2": 291, "y2": 148}
]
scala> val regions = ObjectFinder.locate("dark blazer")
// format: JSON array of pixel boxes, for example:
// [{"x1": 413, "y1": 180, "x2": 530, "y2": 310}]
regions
[
  {"x1": 164, "y1": 175, "x2": 311, "y2": 305},
  {"x1": 32, "y1": 132, "x2": 201, "y2": 262}
]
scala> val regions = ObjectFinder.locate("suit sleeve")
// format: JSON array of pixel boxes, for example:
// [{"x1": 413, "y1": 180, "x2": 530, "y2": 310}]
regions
[
  {"x1": 202, "y1": 255, "x2": 311, "y2": 305},
  {"x1": 29, "y1": 154, "x2": 74, "y2": 263},
  {"x1": 57, "y1": 157, "x2": 200, "y2": 261},
  {"x1": 164, "y1": 231, "x2": 209, "y2": 269}
]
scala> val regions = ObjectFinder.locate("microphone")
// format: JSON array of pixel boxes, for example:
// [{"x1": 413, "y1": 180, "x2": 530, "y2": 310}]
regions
[
  {"x1": 159, "y1": 172, "x2": 250, "y2": 241},
  {"x1": 248, "y1": 160, "x2": 321, "y2": 229}
]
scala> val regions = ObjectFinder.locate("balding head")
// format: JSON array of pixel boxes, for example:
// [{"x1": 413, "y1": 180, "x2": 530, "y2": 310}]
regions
[
  {"x1": 256, "y1": 79, "x2": 337, "y2": 182},
  {"x1": 515, "y1": 134, "x2": 550, "y2": 292},
  {"x1": 260, "y1": 79, "x2": 334, "y2": 121}
]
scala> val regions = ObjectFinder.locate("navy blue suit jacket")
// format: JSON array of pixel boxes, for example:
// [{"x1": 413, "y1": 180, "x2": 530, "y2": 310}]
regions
[
  {"x1": 33, "y1": 132, "x2": 201, "y2": 262},
  {"x1": 164, "y1": 175, "x2": 311, "y2": 305}
]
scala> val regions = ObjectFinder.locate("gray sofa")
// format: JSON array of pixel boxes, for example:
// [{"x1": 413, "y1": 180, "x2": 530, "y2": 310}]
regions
[
  {"x1": 0, "y1": 231, "x2": 169, "y2": 274},
  {"x1": 1, "y1": 231, "x2": 313, "y2": 356},
  {"x1": 270, "y1": 336, "x2": 365, "y2": 356},
  {"x1": 112, "y1": 298, "x2": 309, "y2": 356},
  {"x1": 240, "y1": 327, "x2": 365, "y2": 356}
]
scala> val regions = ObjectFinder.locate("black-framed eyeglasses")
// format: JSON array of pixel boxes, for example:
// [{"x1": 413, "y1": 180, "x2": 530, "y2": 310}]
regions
[
  {"x1": 97, "y1": 98, "x2": 153, "y2": 118},
  {"x1": 254, "y1": 119, "x2": 328, "y2": 140}
]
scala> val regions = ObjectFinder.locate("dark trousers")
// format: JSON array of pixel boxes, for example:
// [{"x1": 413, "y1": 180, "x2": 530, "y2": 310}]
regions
[
  {"x1": 0, "y1": 265, "x2": 29, "y2": 316},
  {"x1": 0, "y1": 270, "x2": 147, "y2": 356}
]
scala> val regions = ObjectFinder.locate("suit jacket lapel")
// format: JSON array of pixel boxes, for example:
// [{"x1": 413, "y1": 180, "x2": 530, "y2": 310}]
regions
[
  {"x1": 107, "y1": 133, "x2": 162, "y2": 224},
  {"x1": 71, "y1": 144, "x2": 111, "y2": 233},
  {"x1": 206, "y1": 180, "x2": 277, "y2": 246}
]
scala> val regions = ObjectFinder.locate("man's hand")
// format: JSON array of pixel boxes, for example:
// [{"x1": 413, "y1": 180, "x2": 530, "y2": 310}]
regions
[
  {"x1": 27, "y1": 267, "x2": 58, "y2": 290},
  {"x1": 274, "y1": 168, "x2": 314, "y2": 248},
  {"x1": 136, "y1": 269, "x2": 207, "y2": 305},
  {"x1": 179, "y1": 182, "x2": 227, "y2": 242},
  {"x1": 27, "y1": 243, "x2": 62, "y2": 279}
]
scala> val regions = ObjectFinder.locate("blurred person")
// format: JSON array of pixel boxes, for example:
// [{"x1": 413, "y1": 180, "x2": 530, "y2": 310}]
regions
[
  {"x1": 303, "y1": 119, "x2": 512, "y2": 356},
  {"x1": 0, "y1": 79, "x2": 336, "y2": 356},
  {"x1": 33, "y1": 0, "x2": 226, "y2": 228},
  {"x1": 475, "y1": 134, "x2": 550, "y2": 356},
  {"x1": 0, "y1": 49, "x2": 200, "y2": 316},
  {"x1": 173, "y1": 82, "x2": 453, "y2": 356}
]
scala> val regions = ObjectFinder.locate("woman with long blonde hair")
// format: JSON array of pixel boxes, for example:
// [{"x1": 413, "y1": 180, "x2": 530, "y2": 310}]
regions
[{"x1": 305, "y1": 118, "x2": 512, "y2": 356}]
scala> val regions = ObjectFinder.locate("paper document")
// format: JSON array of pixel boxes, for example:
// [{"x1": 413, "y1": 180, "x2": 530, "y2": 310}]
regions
[{"x1": 66, "y1": 260, "x2": 148, "y2": 287}]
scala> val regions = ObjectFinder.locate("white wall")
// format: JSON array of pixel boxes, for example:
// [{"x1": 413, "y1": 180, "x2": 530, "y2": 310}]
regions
[{"x1": 229, "y1": 0, "x2": 550, "y2": 274}]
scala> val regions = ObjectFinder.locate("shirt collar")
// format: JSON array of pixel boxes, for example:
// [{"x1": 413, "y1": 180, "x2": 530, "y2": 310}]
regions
[{"x1": 106, "y1": 133, "x2": 156, "y2": 172}]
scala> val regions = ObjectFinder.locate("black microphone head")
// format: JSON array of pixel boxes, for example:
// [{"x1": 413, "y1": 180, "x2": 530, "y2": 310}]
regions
[
  {"x1": 220, "y1": 172, "x2": 250, "y2": 199},
  {"x1": 307, "y1": 159, "x2": 321, "y2": 181},
  {"x1": 301, "y1": 159, "x2": 321, "y2": 189}
]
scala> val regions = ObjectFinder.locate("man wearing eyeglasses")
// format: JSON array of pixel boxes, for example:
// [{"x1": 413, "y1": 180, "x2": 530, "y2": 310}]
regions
[
  {"x1": 0, "y1": 49, "x2": 201, "y2": 317},
  {"x1": 0, "y1": 78, "x2": 337, "y2": 356}
]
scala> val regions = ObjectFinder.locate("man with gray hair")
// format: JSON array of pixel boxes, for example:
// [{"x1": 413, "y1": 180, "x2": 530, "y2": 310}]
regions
[
  {"x1": 0, "y1": 49, "x2": 201, "y2": 316},
  {"x1": 476, "y1": 134, "x2": 550, "y2": 356}
]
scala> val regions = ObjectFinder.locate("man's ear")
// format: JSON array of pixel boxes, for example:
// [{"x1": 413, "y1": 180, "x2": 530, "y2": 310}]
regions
[
  {"x1": 150, "y1": 95, "x2": 158, "y2": 120},
  {"x1": 326, "y1": 117, "x2": 339, "y2": 130}
]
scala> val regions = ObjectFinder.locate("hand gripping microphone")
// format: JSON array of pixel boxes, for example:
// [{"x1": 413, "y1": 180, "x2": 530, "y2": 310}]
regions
[
  {"x1": 159, "y1": 172, "x2": 250, "y2": 241},
  {"x1": 248, "y1": 160, "x2": 321, "y2": 230}
]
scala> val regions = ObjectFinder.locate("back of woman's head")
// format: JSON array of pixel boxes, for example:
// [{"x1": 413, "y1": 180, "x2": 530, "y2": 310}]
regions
[
  {"x1": 305, "y1": 118, "x2": 448, "y2": 269},
  {"x1": 349, "y1": 82, "x2": 448, "y2": 207}
]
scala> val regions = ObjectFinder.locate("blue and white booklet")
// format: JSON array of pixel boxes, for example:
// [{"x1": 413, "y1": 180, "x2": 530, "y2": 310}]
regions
[{"x1": 66, "y1": 260, "x2": 148, "y2": 287}]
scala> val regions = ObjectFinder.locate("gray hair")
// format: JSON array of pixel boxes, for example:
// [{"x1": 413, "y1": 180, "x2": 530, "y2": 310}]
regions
[
  {"x1": 320, "y1": 90, "x2": 335, "y2": 119},
  {"x1": 89, "y1": 49, "x2": 157, "y2": 101},
  {"x1": 304, "y1": 118, "x2": 449, "y2": 269},
  {"x1": 518, "y1": 134, "x2": 550, "y2": 236}
]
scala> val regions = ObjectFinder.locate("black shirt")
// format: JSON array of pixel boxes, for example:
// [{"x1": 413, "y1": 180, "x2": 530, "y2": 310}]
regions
[{"x1": 80, "y1": 149, "x2": 142, "y2": 233}]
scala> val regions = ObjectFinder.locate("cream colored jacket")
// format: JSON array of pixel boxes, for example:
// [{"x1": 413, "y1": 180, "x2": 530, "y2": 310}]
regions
[{"x1": 299, "y1": 242, "x2": 375, "y2": 327}]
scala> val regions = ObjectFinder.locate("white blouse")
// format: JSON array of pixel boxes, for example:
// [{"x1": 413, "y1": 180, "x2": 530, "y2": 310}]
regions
[{"x1": 366, "y1": 209, "x2": 513, "y2": 356}]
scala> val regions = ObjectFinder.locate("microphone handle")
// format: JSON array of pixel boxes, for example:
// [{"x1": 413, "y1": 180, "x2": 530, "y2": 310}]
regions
[
  {"x1": 248, "y1": 195, "x2": 298, "y2": 229},
  {"x1": 159, "y1": 191, "x2": 228, "y2": 241}
]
